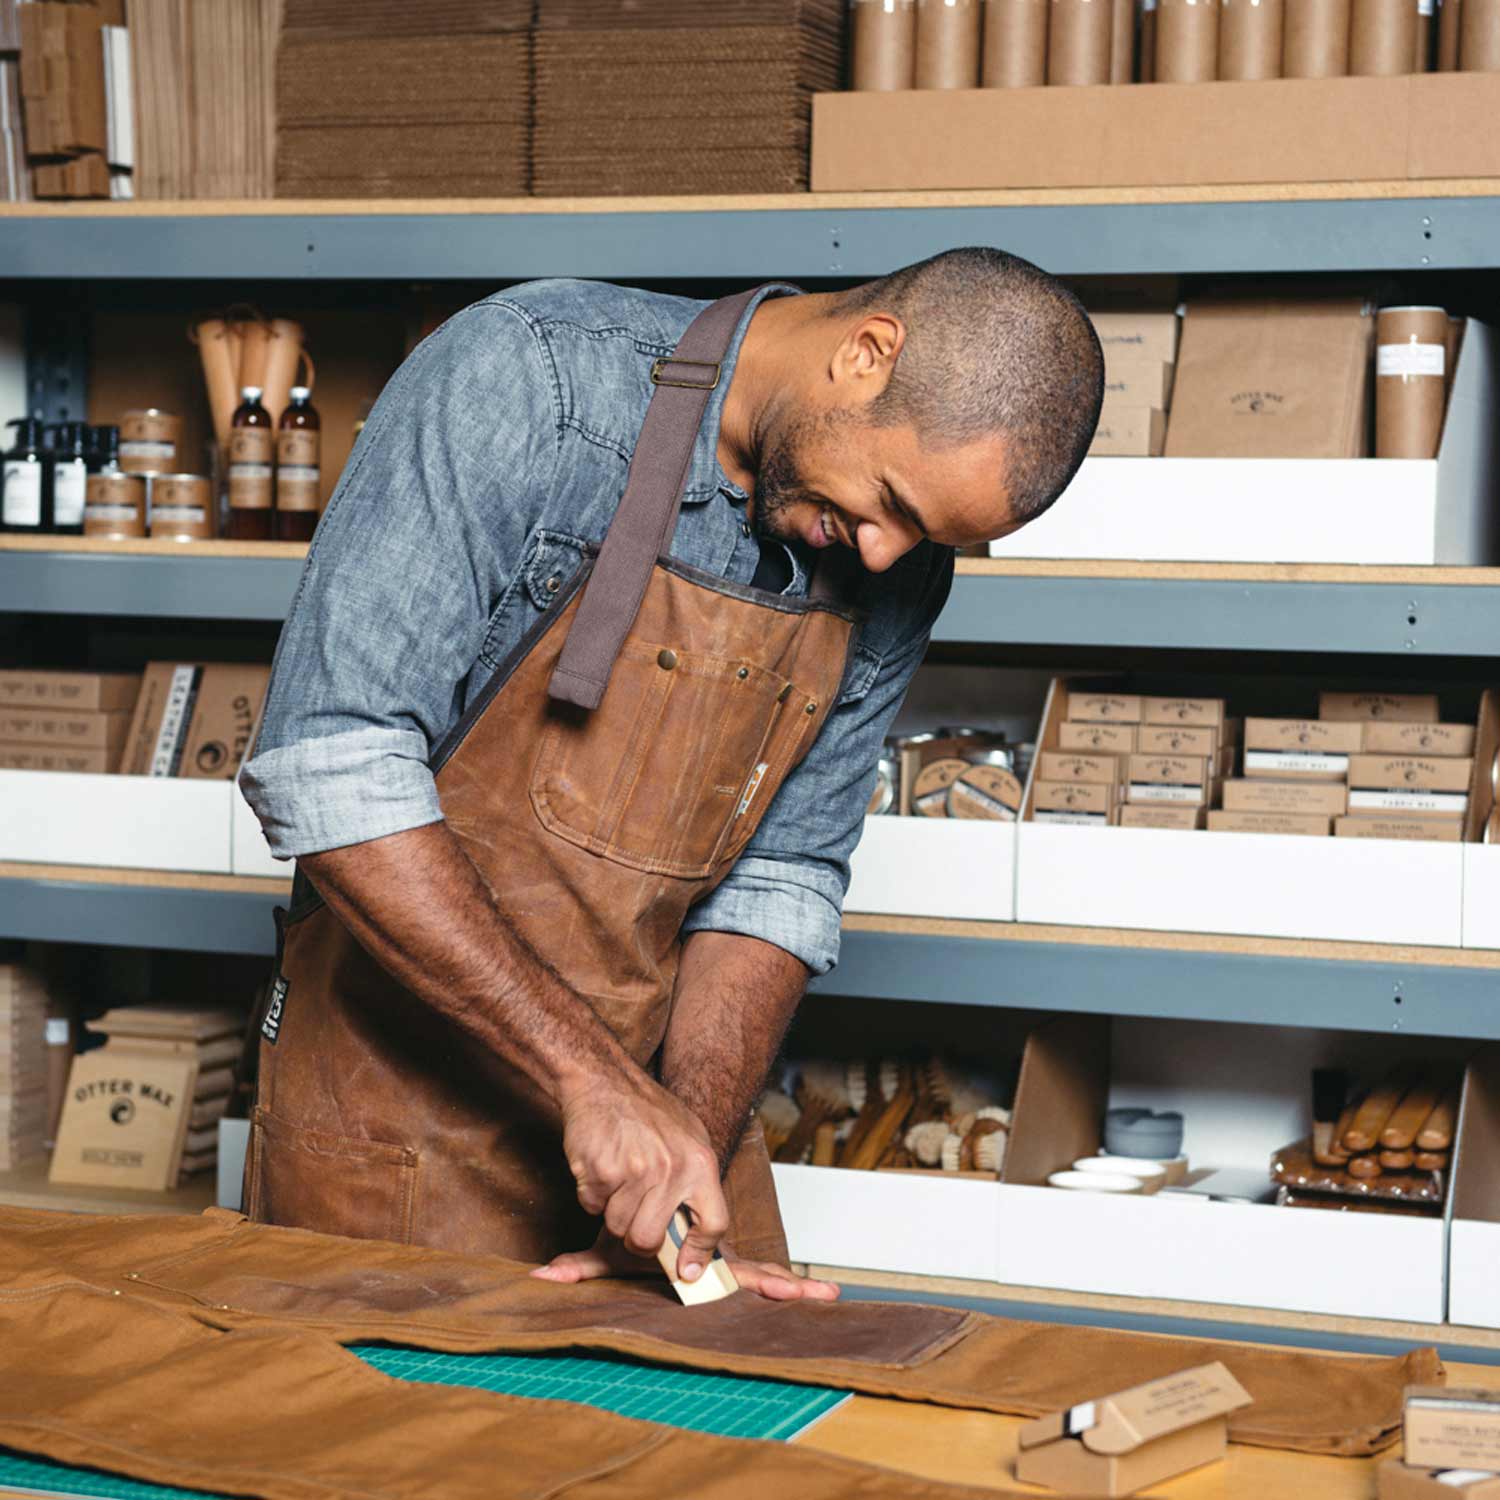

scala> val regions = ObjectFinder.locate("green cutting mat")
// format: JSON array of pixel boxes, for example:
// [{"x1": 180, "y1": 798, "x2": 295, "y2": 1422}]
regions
[{"x1": 0, "y1": 1347, "x2": 850, "y2": 1499}]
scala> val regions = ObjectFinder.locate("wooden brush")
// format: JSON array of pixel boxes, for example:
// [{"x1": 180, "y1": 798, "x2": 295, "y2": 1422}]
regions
[
  {"x1": 1379, "y1": 1072, "x2": 1451, "y2": 1151},
  {"x1": 757, "y1": 1090, "x2": 800, "y2": 1159},
  {"x1": 845, "y1": 1073, "x2": 916, "y2": 1172},
  {"x1": 1416, "y1": 1083, "x2": 1460, "y2": 1152},
  {"x1": 1343, "y1": 1065, "x2": 1422, "y2": 1152},
  {"x1": 773, "y1": 1063, "x2": 850, "y2": 1165}
]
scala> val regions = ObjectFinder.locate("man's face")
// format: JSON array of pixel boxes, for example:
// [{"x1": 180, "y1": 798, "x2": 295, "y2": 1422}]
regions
[{"x1": 750, "y1": 400, "x2": 1023, "y2": 575}]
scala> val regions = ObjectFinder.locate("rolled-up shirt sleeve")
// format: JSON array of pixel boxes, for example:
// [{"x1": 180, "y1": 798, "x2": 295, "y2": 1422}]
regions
[
  {"x1": 681, "y1": 544, "x2": 954, "y2": 975},
  {"x1": 240, "y1": 299, "x2": 559, "y2": 858}
]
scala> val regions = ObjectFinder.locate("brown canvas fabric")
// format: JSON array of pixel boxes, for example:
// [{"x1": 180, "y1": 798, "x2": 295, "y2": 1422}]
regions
[{"x1": 0, "y1": 1207, "x2": 1440, "y2": 1457}]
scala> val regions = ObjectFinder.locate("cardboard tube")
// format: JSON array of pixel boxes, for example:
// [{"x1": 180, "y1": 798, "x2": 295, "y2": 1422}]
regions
[
  {"x1": 1141, "y1": 0, "x2": 1159, "y2": 73},
  {"x1": 1350, "y1": 0, "x2": 1418, "y2": 71},
  {"x1": 1375, "y1": 305, "x2": 1448, "y2": 459},
  {"x1": 1436, "y1": 0, "x2": 1460, "y2": 64},
  {"x1": 1460, "y1": 0, "x2": 1500, "y2": 66},
  {"x1": 1283, "y1": 0, "x2": 1351, "y2": 69},
  {"x1": 1220, "y1": 0, "x2": 1284, "y2": 75},
  {"x1": 193, "y1": 319, "x2": 241, "y2": 451},
  {"x1": 261, "y1": 318, "x2": 306, "y2": 421},
  {"x1": 851, "y1": 0, "x2": 918, "y2": 89},
  {"x1": 1111, "y1": 0, "x2": 1137, "y2": 77},
  {"x1": 1049, "y1": 0, "x2": 1113, "y2": 80},
  {"x1": 1156, "y1": 0, "x2": 1219, "y2": 77},
  {"x1": 984, "y1": 0, "x2": 1050, "y2": 80},
  {"x1": 238, "y1": 317, "x2": 273, "y2": 392},
  {"x1": 916, "y1": 0, "x2": 983, "y2": 85},
  {"x1": 1414, "y1": 0, "x2": 1432, "y2": 63}
]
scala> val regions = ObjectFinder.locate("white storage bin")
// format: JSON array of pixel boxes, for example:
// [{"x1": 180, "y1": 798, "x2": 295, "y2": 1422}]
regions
[
  {"x1": 989, "y1": 319, "x2": 1499, "y2": 566},
  {"x1": 0, "y1": 770, "x2": 234, "y2": 874},
  {"x1": 1445, "y1": 1047, "x2": 1500, "y2": 1329},
  {"x1": 1462, "y1": 844, "x2": 1500, "y2": 950},
  {"x1": 231, "y1": 778, "x2": 290, "y2": 878},
  {"x1": 846, "y1": 815, "x2": 1016, "y2": 922}
]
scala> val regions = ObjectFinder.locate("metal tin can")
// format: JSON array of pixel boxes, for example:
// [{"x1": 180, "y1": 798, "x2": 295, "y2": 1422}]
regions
[
  {"x1": 119, "y1": 408, "x2": 181, "y2": 475},
  {"x1": 964, "y1": 745, "x2": 1016, "y2": 772},
  {"x1": 910, "y1": 756, "x2": 970, "y2": 817},
  {"x1": 149, "y1": 473, "x2": 214, "y2": 541},
  {"x1": 868, "y1": 747, "x2": 900, "y2": 816},
  {"x1": 948, "y1": 762, "x2": 1023, "y2": 821},
  {"x1": 82, "y1": 472, "x2": 147, "y2": 537}
]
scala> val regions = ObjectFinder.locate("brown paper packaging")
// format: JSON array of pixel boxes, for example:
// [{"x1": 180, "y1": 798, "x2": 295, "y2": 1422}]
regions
[
  {"x1": 1141, "y1": 0, "x2": 1159, "y2": 70},
  {"x1": 984, "y1": 0, "x2": 1050, "y2": 81},
  {"x1": 1112, "y1": 0, "x2": 1137, "y2": 78},
  {"x1": 260, "y1": 319, "x2": 306, "y2": 422},
  {"x1": 917, "y1": 0, "x2": 984, "y2": 85},
  {"x1": 1156, "y1": 0, "x2": 1219, "y2": 78},
  {"x1": 192, "y1": 319, "x2": 242, "y2": 453},
  {"x1": 237, "y1": 318, "x2": 273, "y2": 393},
  {"x1": 1375, "y1": 304, "x2": 1448, "y2": 458},
  {"x1": 1437, "y1": 0, "x2": 1461, "y2": 62},
  {"x1": 1460, "y1": 0, "x2": 1500, "y2": 69},
  {"x1": 1283, "y1": 0, "x2": 1352, "y2": 69},
  {"x1": 852, "y1": 0, "x2": 919, "y2": 90},
  {"x1": 1049, "y1": 0, "x2": 1114, "y2": 78},
  {"x1": 1221, "y1": 0, "x2": 1285, "y2": 74},
  {"x1": 1415, "y1": 0, "x2": 1433, "y2": 65},
  {"x1": 1350, "y1": 0, "x2": 1418, "y2": 72}
]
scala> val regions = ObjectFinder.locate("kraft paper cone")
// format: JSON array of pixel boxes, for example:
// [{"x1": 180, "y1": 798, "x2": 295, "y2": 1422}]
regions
[
  {"x1": 1350, "y1": 0, "x2": 1417, "y2": 71},
  {"x1": 192, "y1": 319, "x2": 242, "y2": 451},
  {"x1": 1220, "y1": 0, "x2": 1284, "y2": 74},
  {"x1": 1283, "y1": 0, "x2": 1350, "y2": 69},
  {"x1": 1141, "y1": 0, "x2": 1158, "y2": 73},
  {"x1": 1460, "y1": 0, "x2": 1500, "y2": 67},
  {"x1": 1415, "y1": 2, "x2": 1432, "y2": 64},
  {"x1": 261, "y1": 319, "x2": 307, "y2": 420},
  {"x1": 1437, "y1": 0, "x2": 1459, "y2": 66},
  {"x1": 237, "y1": 317, "x2": 273, "y2": 394},
  {"x1": 1048, "y1": 0, "x2": 1112, "y2": 81},
  {"x1": 1157, "y1": 0, "x2": 1219, "y2": 76},
  {"x1": 1111, "y1": 0, "x2": 1136, "y2": 75},
  {"x1": 1375, "y1": 305, "x2": 1448, "y2": 459},
  {"x1": 852, "y1": 0, "x2": 918, "y2": 87},
  {"x1": 983, "y1": 0, "x2": 1049, "y2": 80},
  {"x1": 916, "y1": 0, "x2": 983, "y2": 85}
]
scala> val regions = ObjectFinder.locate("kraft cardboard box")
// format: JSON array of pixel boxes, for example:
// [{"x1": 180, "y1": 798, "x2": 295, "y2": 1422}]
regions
[
  {"x1": 1245, "y1": 718, "x2": 1364, "y2": 754},
  {"x1": 0, "y1": 670, "x2": 140, "y2": 711},
  {"x1": 1037, "y1": 751, "x2": 1125, "y2": 786},
  {"x1": 1089, "y1": 407, "x2": 1166, "y2": 458},
  {"x1": 0, "y1": 745, "x2": 115, "y2": 773},
  {"x1": 0, "y1": 709, "x2": 129, "y2": 750},
  {"x1": 1138, "y1": 724, "x2": 1234, "y2": 756},
  {"x1": 1119, "y1": 805, "x2": 1205, "y2": 830},
  {"x1": 1363, "y1": 722, "x2": 1477, "y2": 756},
  {"x1": 1101, "y1": 358, "x2": 1175, "y2": 408},
  {"x1": 1059, "y1": 722, "x2": 1138, "y2": 754},
  {"x1": 1378, "y1": 1461, "x2": 1500, "y2": 1499},
  {"x1": 121, "y1": 663, "x2": 271, "y2": 779},
  {"x1": 1090, "y1": 313, "x2": 1180, "y2": 366},
  {"x1": 1035, "y1": 779, "x2": 1116, "y2": 821},
  {"x1": 1070, "y1": 692, "x2": 1144, "y2": 724},
  {"x1": 1222, "y1": 779, "x2": 1349, "y2": 815},
  {"x1": 1321, "y1": 691, "x2": 1441, "y2": 722},
  {"x1": 809, "y1": 75, "x2": 1500, "y2": 193},
  {"x1": 1142, "y1": 696, "x2": 1226, "y2": 728},
  {"x1": 1336, "y1": 816, "x2": 1464, "y2": 841},
  {"x1": 1208, "y1": 810, "x2": 1331, "y2": 836},
  {"x1": 18, "y1": 1, "x2": 106, "y2": 155},
  {"x1": 1403, "y1": 1388, "x2": 1500, "y2": 1471}
]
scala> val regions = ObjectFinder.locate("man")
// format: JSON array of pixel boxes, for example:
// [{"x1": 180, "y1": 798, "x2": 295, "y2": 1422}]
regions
[{"x1": 240, "y1": 247, "x2": 1102, "y2": 1303}]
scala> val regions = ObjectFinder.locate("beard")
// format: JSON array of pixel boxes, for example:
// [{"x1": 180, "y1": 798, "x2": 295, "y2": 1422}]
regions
[{"x1": 751, "y1": 405, "x2": 853, "y2": 545}]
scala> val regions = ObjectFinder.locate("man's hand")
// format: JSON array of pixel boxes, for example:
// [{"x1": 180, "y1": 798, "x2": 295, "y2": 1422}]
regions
[
  {"x1": 559, "y1": 1070, "x2": 729, "y2": 1283},
  {"x1": 532, "y1": 1228, "x2": 841, "y2": 1302}
]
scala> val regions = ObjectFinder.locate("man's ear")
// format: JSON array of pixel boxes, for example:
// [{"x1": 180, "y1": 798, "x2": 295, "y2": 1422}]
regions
[{"x1": 832, "y1": 313, "x2": 906, "y2": 396}]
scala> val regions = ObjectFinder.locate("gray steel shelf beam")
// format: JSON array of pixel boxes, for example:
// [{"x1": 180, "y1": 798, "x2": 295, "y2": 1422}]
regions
[
  {"x1": 0, "y1": 875, "x2": 281, "y2": 955},
  {"x1": 816, "y1": 928, "x2": 1500, "y2": 1039},
  {"x1": 939, "y1": 573, "x2": 1500, "y2": 656},
  {"x1": 3, "y1": 194, "x2": 1497, "y2": 280},
  {"x1": 0, "y1": 549, "x2": 302, "y2": 620}
]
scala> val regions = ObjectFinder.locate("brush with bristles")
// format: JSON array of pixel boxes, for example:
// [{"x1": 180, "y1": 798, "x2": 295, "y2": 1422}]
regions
[
  {"x1": 905, "y1": 1119, "x2": 949, "y2": 1167},
  {"x1": 961, "y1": 1118, "x2": 1008, "y2": 1174},
  {"x1": 773, "y1": 1062, "x2": 852, "y2": 1164},
  {"x1": 837, "y1": 1060, "x2": 886, "y2": 1166},
  {"x1": 846, "y1": 1059, "x2": 869, "y2": 1112},
  {"x1": 757, "y1": 1090, "x2": 800, "y2": 1159},
  {"x1": 939, "y1": 1132, "x2": 964, "y2": 1172}
]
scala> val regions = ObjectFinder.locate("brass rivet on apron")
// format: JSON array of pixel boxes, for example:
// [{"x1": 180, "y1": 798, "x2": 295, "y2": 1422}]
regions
[
  {"x1": 777, "y1": 683, "x2": 793, "y2": 704},
  {"x1": 805, "y1": 702, "x2": 818, "y2": 715},
  {"x1": 545, "y1": 575, "x2": 561, "y2": 594},
  {"x1": 657, "y1": 648, "x2": 678, "y2": 670},
  {"x1": 736, "y1": 666, "x2": 749, "y2": 680}
]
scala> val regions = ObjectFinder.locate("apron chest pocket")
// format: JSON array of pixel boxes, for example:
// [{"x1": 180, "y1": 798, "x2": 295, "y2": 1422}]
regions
[{"x1": 530, "y1": 639, "x2": 808, "y2": 879}]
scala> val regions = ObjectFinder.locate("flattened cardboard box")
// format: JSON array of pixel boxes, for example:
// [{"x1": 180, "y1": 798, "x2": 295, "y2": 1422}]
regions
[{"x1": 122, "y1": 663, "x2": 271, "y2": 779}]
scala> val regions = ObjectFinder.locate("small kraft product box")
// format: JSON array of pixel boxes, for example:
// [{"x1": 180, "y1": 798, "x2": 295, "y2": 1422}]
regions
[
  {"x1": 1403, "y1": 1387, "x2": 1500, "y2": 1471},
  {"x1": 1119, "y1": 805, "x2": 1206, "y2": 830},
  {"x1": 0, "y1": 670, "x2": 140, "y2": 712},
  {"x1": 0, "y1": 746, "x2": 114, "y2": 773},
  {"x1": 1347, "y1": 755, "x2": 1474, "y2": 817},
  {"x1": 1060, "y1": 722, "x2": 1138, "y2": 754},
  {"x1": 1138, "y1": 724, "x2": 1230, "y2": 757},
  {"x1": 1321, "y1": 691, "x2": 1442, "y2": 722},
  {"x1": 1037, "y1": 751, "x2": 1125, "y2": 786},
  {"x1": 1127, "y1": 754, "x2": 1211, "y2": 805},
  {"x1": 1088, "y1": 408, "x2": 1166, "y2": 458},
  {"x1": 1015, "y1": 1362, "x2": 1252, "y2": 1498},
  {"x1": 1142, "y1": 696, "x2": 1226, "y2": 728},
  {"x1": 1243, "y1": 717, "x2": 1362, "y2": 781},
  {"x1": 121, "y1": 663, "x2": 272, "y2": 779},
  {"x1": 1069, "y1": 692, "x2": 1144, "y2": 725},
  {"x1": 0, "y1": 709, "x2": 130, "y2": 751},
  {"x1": 1102, "y1": 359, "x2": 1175, "y2": 410},
  {"x1": 1034, "y1": 779, "x2": 1116, "y2": 824},
  {"x1": 1337, "y1": 815, "x2": 1465, "y2": 841},
  {"x1": 1364, "y1": 721, "x2": 1477, "y2": 756},
  {"x1": 1208, "y1": 810, "x2": 1332, "y2": 837},
  {"x1": 1378, "y1": 1460, "x2": 1500, "y2": 1499},
  {"x1": 1089, "y1": 311, "x2": 1180, "y2": 366},
  {"x1": 1223, "y1": 779, "x2": 1349, "y2": 815}
]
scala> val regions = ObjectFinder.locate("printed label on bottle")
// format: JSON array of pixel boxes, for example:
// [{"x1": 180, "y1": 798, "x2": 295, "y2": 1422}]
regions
[
  {"x1": 278, "y1": 430, "x2": 319, "y2": 466},
  {"x1": 229, "y1": 429, "x2": 274, "y2": 464},
  {"x1": 1377, "y1": 342, "x2": 1445, "y2": 378},
  {"x1": 228, "y1": 466, "x2": 274, "y2": 508},
  {"x1": 2, "y1": 460, "x2": 41, "y2": 526},
  {"x1": 276, "y1": 465, "x2": 322, "y2": 511},
  {"x1": 119, "y1": 439, "x2": 176, "y2": 462},
  {"x1": 54, "y1": 461, "x2": 87, "y2": 525}
]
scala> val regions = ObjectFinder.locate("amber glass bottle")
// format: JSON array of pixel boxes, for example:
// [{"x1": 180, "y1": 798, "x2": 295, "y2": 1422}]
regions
[
  {"x1": 227, "y1": 386, "x2": 274, "y2": 541},
  {"x1": 274, "y1": 386, "x2": 321, "y2": 543}
]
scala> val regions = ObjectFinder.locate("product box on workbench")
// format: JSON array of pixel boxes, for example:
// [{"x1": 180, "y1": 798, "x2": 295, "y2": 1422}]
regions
[
  {"x1": 986, "y1": 319, "x2": 1500, "y2": 566},
  {"x1": 1011, "y1": 678, "x2": 1496, "y2": 948},
  {"x1": 776, "y1": 1013, "x2": 1445, "y2": 1320},
  {"x1": 845, "y1": 814, "x2": 1016, "y2": 922},
  {"x1": 1444, "y1": 1046, "x2": 1500, "y2": 1330},
  {"x1": 811, "y1": 74, "x2": 1500, "y2": 193}
]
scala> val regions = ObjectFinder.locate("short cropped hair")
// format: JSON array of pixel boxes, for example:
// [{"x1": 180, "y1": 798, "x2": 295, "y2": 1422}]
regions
[{"x1": 842, "y1": 248, "x2": 1104, "y2": 523}]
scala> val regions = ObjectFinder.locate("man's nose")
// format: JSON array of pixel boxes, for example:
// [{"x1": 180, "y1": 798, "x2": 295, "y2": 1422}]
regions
[{"x1": 856, "y1": 522, "x2": 920, "y2": 575}]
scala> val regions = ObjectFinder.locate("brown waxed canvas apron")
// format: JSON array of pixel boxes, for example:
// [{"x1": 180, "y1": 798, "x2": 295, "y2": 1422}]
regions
[{"x1": 244, "y1": 288, "x2": 859, "y2": 1264}]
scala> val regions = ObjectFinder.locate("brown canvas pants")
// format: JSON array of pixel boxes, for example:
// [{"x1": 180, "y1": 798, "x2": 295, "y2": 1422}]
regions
[{"x1": 0, "y1": 1205, "x2": 1440, "y2": 1500}]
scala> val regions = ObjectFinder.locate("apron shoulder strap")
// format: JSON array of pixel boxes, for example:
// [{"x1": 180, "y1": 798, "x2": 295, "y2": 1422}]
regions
[{"x1": 547, "y1": 287, "x2": 764, "y2": 711}]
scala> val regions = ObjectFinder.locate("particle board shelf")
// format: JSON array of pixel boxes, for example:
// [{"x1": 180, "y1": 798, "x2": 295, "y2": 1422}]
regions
[
  {"x1": 1, "y1": 181, "x2": 1496, "y2": 278},
  {"x1": 0, "y1": 1153, "x2": 218, "y2": 1217}
]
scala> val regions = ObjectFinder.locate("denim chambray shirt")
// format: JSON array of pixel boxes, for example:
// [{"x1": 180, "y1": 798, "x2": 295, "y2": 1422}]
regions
[{"x1": 241, "y1": 279, "x2": 953, "y2": 975}]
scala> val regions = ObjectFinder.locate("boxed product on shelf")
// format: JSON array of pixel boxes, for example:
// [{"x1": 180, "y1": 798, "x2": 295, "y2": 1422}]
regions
[
  {"x1": 0, "y1": 964, "x2": 48, "y2": 1171},
  {"x1": 987, "y1": 317, "x2": 1498, "y2": 565},
  {"x1": 121, "y1": 662, "x2": 271, "y2": 779},
  {"x1": 0, "y1": 670, "x2": 140, "y2": 711}
]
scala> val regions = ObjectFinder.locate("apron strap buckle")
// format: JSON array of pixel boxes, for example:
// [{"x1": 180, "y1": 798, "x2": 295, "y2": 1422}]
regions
[{"x1": 650, "y1": 356, "x2": 721, "y2": 391}]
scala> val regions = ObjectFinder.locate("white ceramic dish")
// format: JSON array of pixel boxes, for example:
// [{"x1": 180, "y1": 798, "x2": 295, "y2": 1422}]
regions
[
  {"x1": 1047, "y1": 1169, "x2": 1144, "y2": 1194},
  {"x1": 1073, "y1": 1155, "x2": 1168, "y2": 1194}
]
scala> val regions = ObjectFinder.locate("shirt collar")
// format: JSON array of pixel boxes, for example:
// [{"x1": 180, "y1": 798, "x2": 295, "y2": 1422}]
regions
[{"x1": 682, "y1": 281, "x2": 802, "y2": 505}]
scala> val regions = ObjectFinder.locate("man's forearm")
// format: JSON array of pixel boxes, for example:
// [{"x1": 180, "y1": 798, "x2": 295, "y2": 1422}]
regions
[
  {"x1": 660, "y1": 930, "x2": 809, "y2": 1171},
  {"x1": 299, "y1": 821, "x2": 633, "y2": 1108}
]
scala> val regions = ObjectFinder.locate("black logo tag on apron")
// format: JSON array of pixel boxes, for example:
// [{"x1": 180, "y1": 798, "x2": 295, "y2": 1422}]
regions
[{"x1": 262, "y1": 976, "x2": 289, "y2": 1045}]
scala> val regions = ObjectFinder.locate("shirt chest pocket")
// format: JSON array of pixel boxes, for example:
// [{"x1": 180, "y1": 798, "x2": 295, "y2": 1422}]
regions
[{"x1": 529, "y1": 639, "x2": 818, "y2": 881}]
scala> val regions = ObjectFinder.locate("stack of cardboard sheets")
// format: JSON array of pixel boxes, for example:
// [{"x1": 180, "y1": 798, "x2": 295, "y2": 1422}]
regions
[
  {"x1": 532, "y1": 0, "x2": 845, "y2": 197},
  {"x1": 276, "y1": 0, "x2": 533, "y2": 198},
  {"x1": 18, "y1": 1, "x2": 109, "y2": 199},
  {"x1": 0, "y1": 966, "x2": 47, "y2": 1172}
]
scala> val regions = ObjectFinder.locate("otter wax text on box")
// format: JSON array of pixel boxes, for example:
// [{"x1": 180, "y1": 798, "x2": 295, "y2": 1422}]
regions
[
  {"x1": 1246, "y1": 717, "x2": 1365, "y2": 753},
  {"x1": 1142, "y1": 697, "x2": 1226, "y2": 728},
  {"x1": 1069, "y1": 692, "x2": 1144, "y2": 724},
  {"x1": 1035, "y1": 779, "x2": 1117, "y2": 815},
  {"x1": 1404, "y1": 1388, "x2": 1500, "y2": 1471},
  {"x1": 1208, "y1": 811, "x2": 1332, "y2": 836},
  {"x1": 1348, "y1": 755, "x2": 1475, "y2": 792},
  {"x1": 1038, "y1": 751, "x2": 1126, "y2": 785},
  {"x1": 1222, "y1": 779, "x2": 1349, "y2": 815},
  {"x1": 1060, "y1": 722, "x2": 1138, "y2": 754},
  {"x1": 1336, "y1": 815, "x2": 1465, "y2": 841},
  {"x1": 1128, "y1": 753, "x2": 1211, "y2": 787},
  {"x1": 1138, "y1": 724, "x2": 1221, "y2": 756},
  {"x1": 1320, "y1": 691, "x2": 1442, "y2": 722},
  {"x1": 1363, "y1": 722, "x2": 1477, "y2": 756},
  {"x1": 1119, "y1": 805, "x2": 1206, "y2": 829}
]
